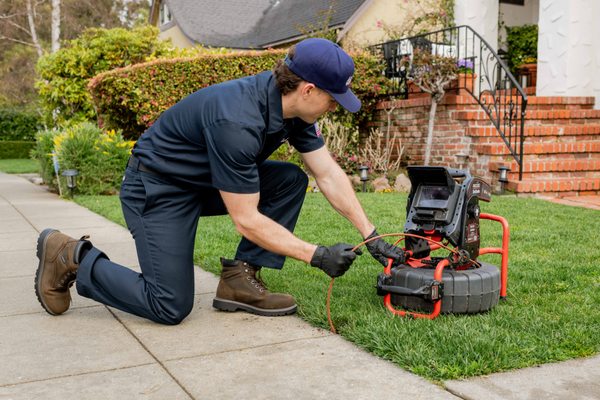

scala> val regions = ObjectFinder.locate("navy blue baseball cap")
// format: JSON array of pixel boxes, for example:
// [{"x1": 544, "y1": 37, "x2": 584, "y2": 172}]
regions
[{"x1": 285, "y1": 38, "x2": 361, "y2": 113}]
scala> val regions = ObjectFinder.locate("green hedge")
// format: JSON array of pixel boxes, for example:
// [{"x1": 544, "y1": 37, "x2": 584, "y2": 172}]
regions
[
  {"x1": 88, "y1": 50, "x2": 391, "y2": 139},
  {"x1": 0, "y1": 141, "x2": 36, "y2": 159},
  {"x1": 0, "y1": 108, "x2": 42, "y2": 141},
  {"x1": 36, "y1": 25, "x2": 172, "y2": 126}
]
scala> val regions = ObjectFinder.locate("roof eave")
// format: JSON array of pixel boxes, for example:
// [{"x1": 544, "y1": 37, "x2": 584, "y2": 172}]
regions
[{"x1": 260, "y1": 23, "x2": 347, "y2": 49}]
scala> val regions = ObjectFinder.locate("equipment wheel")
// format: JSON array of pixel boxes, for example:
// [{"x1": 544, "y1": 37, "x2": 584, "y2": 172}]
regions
[{"x1": 389, "y1": 262, "x2": 501, "y2": 314}]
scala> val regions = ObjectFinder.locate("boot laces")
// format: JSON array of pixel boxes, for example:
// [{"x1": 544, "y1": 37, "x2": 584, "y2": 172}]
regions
[
  {"x1": 58, "y1": 270, "x2": 77, "y2": 290},
  {"x1": 244, "y1": 265, "x2": 267, "y2": 293}
]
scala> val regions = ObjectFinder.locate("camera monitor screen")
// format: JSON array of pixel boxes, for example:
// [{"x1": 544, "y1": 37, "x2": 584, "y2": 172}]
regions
[{"x1": 416, "y1": 185, "x2": 451, "y2": 209}]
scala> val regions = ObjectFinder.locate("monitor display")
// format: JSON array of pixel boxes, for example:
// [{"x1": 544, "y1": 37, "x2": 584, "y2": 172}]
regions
[{"x1": 416, "y1": 185, "x2": 451, "y2": 209}]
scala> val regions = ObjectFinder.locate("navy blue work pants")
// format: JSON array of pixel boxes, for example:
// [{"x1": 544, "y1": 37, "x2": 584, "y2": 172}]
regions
[{"x1": 76, "y1": 160, "x2": 308, "y2": 324}]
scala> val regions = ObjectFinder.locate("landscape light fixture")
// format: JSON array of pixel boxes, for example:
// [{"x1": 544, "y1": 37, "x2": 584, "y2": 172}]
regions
[
  {"x1": 62, "y1": 169, "x2": 79, "y2": 198},
  {"x1": 359, "y1": 165, "x2": 369, "y2": 193}
]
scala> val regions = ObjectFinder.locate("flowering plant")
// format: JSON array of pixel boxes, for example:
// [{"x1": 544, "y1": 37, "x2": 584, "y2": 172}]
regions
[
  {"x1": 33, "y1": 122, "x2": 134, "y2": 195},
  {"x1": 456, "y1": 59, "x2": 474, "y2": 74}
]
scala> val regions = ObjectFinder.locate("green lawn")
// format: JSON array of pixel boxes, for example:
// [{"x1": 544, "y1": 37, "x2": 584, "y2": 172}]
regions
[
  {"x1": 75, "y1": 192, "x2": 600, "y2": 382},
  {"x1": 0, "y1": 158, "x2": 38, "y2": 174}
]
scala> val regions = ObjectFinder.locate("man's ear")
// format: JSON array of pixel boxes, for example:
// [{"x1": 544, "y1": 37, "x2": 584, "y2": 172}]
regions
[{"x1": 300, "y1": 82, "x2": 316, "y2": 97}]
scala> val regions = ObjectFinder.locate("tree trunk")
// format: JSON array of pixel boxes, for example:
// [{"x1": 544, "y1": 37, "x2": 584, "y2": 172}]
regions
[
  {"x1": 424, "y1": 99, "x2": 438, "y2": 165},
  {"x1": 51, "y1": 0, "x2": 61, "y2": 53},
  {"x1": 25, "y1": 0, "x2": 43, "y2": 57}
]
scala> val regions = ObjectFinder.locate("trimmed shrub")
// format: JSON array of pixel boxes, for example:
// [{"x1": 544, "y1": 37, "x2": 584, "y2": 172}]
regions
[
  {"x1": 0, "y1": 107, "x2": 43, "y2": 141},
  {"x1": 0, "y1": 141, "x2": 36, "y2": 159},
  {"x1": 36, "y1": 25, "x2": 172, "y2": 126},
  {"x1": 31, "y1": 122, "x2": 134, "y2": 195},
  {"x1": 88, "y1": 50, "x2": 391, "y2": 138}
]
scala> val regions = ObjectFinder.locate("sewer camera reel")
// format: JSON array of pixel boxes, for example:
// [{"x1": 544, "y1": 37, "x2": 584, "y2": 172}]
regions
[{"x1": 373, "y1": 166, "x2": 510, "y2": 319}]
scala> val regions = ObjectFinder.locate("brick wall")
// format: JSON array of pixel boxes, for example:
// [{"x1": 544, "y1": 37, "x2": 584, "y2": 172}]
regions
[{"x1": 370, "y1": 95, "x2": 487, "y2": 178}]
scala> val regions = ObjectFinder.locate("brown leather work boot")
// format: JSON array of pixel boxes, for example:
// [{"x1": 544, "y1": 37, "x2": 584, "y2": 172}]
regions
[
  {"x1": 34, "y1": 228, "x2": 91, "y2": 315},
  {"x1": 212, "y1": 258, "x2": 297, "y2": 316}
]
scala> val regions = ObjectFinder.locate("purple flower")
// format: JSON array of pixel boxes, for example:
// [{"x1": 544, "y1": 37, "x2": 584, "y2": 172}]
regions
[{"x1": 457, "y1": 59, "x2": 474, "y2": 70}]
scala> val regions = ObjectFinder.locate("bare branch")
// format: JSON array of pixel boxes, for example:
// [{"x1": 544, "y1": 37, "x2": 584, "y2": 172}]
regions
[
  {"x1": 0, "y1": 12, "x2": 27, "y2": 19},
  {"x1": 5, "y1": 18, "x2": 33, "y2": 36},
  {"x1": 26, "y1": 0, "x2": 43, "y2": 57},
  {"x1": 0, "y1": 35, "x2": 36, "y2": 47}
]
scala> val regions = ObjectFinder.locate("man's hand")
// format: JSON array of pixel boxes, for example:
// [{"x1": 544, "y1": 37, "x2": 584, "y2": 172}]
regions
[
  {"x1": 310, "y1": 243, "x2": 361, "y2": 278},
  {"x1": 365, "y1": 229, "x2": 405, "y2": 267}
]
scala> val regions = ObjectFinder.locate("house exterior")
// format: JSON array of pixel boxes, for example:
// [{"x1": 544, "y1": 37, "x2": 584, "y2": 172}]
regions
[
  {"x1": 148, "y1": 0, "x2": 600, "y2": 196},
  {"x1": 456, "y1": 0, "x2": 600, "y2": 109},
  {"x1": 148, "y1": 0, "x2": 441, "y2": 50}
]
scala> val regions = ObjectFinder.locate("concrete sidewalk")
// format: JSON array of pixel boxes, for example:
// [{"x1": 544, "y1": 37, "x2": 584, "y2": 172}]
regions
[{"x1": 1, "y1": 172, "x2": 598, "y2": 400}]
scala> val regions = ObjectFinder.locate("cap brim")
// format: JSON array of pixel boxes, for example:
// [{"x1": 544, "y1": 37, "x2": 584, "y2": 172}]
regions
[{"x1": 328, "y1": 89, "x2": 361, "y2": 113}]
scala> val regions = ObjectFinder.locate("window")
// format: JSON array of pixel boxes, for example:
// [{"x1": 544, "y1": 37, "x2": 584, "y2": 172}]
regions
[{"x1": 159, "y1": 2, "x2": 172, "y2": 25}]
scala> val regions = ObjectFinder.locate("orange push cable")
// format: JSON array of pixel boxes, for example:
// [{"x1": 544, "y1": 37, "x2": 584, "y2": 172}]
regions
[{"x1": 326, "y1": 232, "x2": 467, "y2": 334}]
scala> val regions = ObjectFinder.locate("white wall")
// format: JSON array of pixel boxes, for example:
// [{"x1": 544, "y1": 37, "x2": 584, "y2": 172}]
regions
[
  {"x1": 454, "y1": 0, "x2": 499, "y2": 49},
  {"x1": 537, "y1": 0, "x2": 600, "y2": 107}
]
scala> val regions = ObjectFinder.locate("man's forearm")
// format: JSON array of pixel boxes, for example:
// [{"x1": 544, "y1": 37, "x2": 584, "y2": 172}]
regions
[
  {"x1": 234, "y1": 212, "x2": 318, "y2": 264},
  {"x1": 316, "y1": 167, "x2": 375, "y2": 238}
]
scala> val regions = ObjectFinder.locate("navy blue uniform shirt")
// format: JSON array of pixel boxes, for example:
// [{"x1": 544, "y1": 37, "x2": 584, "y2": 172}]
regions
[{"x1": 132, "y1": 71, "x2": 325, "y2": 193}]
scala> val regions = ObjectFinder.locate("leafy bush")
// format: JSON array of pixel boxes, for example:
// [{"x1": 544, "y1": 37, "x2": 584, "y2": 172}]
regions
[
  {"x1": 31, "y1": 122, "x2": 134, "y2": 195},
  {"x1": 88, "y1": 49, "x2": 391, "y2": 139},
  {"x1": 0, "y1": 141, "x2": 36, "y2": 159},
  {"x1": 506, "y1": 24, "x2": 538, "y2": 71},
  {"x1": 31, "y1": 129, "x2": 59, "y2": 189},
  {"x1": 0, "y1": 107, "x2": 43, "y2": 141},
  {"x1": 36, "y1": 25, "x2": 172, "y2": 126}
]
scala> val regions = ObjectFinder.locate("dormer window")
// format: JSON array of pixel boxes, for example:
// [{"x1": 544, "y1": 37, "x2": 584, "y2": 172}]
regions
[{"x1": 160, "y1": 2, "x2": 172, "y2": 25}]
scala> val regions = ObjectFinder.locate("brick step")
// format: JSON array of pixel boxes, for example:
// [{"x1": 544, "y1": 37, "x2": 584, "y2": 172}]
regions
[
  {"x1": 492, "y1": 169, "x2": 600, "y2": 182},
  {"x1": 490, "y1": 159, "x2": 600, "y2": 175},
  {"x1": 526, "y1": 96, "x2": 595, "y2": 107},
  {"x1": 506, "y1": 177, "x2": 600, "y2": 194},
  {"x1": 472, "y1": 135, "x2": 600, "y2": 145},
  {"x1": 474, "y1": 140, "x2": 600, "y2": 155},
  {"x1": 448, "y1": 94, "x2": 595, "y2": 109},
  {"x1": 457, "y1": 109, "x2": 600, "y2": 121},
  {"x1": 467, "y1": 125, "x2": 600, "y2": 137}
]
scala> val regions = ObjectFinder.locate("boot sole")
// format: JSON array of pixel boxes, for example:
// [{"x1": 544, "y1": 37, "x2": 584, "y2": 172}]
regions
[
  {"x1": 34, "y1": 228, "x2": 60, "y2": 315},
  {"x1": 212, "y1": 297, "x2": 297, "y2": 317}
]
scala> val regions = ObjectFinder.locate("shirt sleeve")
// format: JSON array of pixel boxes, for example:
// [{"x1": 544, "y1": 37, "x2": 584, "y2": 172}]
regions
[
  {"x1": 288, "y1": 120, "x2": 325, "y2": 153},
  {"x1": 204, "y1": 122, "x2": 262, "y2": 193}
]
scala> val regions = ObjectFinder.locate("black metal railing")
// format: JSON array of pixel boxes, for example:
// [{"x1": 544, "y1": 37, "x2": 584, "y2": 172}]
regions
[{"x1": 370, "y1": 25, "x2": 527, "y2": 180}]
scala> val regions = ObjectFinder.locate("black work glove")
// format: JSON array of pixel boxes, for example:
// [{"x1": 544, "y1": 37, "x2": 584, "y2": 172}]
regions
[
  {"x1": 310, "y1": 243, "x2": 362, "y2": 278},
  {"x1": 365, "y1": 229, "x2": 405, "y2": 267}
]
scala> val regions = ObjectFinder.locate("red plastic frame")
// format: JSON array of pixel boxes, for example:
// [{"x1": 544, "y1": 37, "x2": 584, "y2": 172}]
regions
[{"x1": 383, "y1": 213, "x2": 510, "y2": 319}]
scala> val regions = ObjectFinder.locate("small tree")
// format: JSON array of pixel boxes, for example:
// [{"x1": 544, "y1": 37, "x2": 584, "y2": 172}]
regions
[
  {"x1": 408, "y1": 48, "x2": 458, "y2": 165},
  {"x1": 359, "y1": 105, "x2": 403, "y2": 178}
]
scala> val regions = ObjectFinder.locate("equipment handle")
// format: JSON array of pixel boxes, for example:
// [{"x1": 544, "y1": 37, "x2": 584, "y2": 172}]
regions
[{"x1": 447, "y1": 168, "x2": 467, "y2": 178}]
